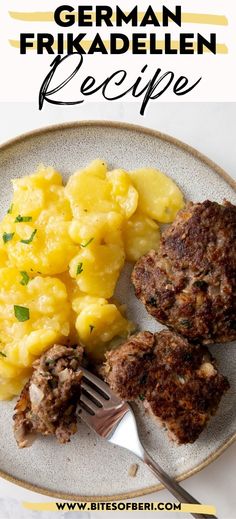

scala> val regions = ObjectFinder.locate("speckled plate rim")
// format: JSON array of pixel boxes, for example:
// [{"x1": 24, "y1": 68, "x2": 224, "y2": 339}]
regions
[{"x1": 0, "y1": 120, "x2": 235, "y2": 502}]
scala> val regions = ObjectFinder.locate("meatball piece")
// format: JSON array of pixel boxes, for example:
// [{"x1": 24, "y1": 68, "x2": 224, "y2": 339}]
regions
[
  {"x1": 132, "y1": 200, "x2": 236, "y2": 344},
  {"x1": 105, "y1": 331, "x2": 229, "y2": 444},
  {"x1": 13, "y1": 344, "x2": 83, "y2": 448}
]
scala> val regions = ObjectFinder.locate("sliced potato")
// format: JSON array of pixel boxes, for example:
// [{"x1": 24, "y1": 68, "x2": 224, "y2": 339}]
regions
[
  {"x1": 0, "y1": 370, "x2": 32, "y2": 400},
  {"x1": 69, "y1": 211, "x2": 123, "y2": 248},
  {"x1": 0, "y1": 269, "x2": 70, "y2": 367},
  {"x1": 128, "y1": 168, "x2": 184, "y2": 223},
  {"x1": 107, "y1": 169, "x2": 138, "y2": 218},
  {"x1": 123, "y1": 211, "x2": 161, "y2": 262},
  {"x1": 72, "y1": 294, "x2": 107, "y2": 314},
  {"x1": 0, "y1": 166, "x2": 76, "y2": 275},
  {"x1": 69, "y1": 244, "x2": 125, "y2": 299},
  {"x1": 75, "y1": 301, "x2": 134, "y2": 359},
  {"x1": 65, "y1": 160, "x2": 115, "y2": 216},
  {"x1": 0, "y1": 358, "x2": 22, "y2": 379}
]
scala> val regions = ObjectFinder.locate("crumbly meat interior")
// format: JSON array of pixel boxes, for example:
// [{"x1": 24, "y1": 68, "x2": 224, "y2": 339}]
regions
[
  {"x1": 13, "y1": 344, "x2": 83, "y2": 448},
  {"x1": 104, "y1": 330, "x2": 229, "y2": 444},
  {"x1": 132, "y1": 200, "x2": 236, "y2": 344}
]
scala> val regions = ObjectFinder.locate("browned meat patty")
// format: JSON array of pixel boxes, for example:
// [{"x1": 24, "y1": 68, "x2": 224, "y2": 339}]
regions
[
  {"x1": 13, "y1": 344, "x2": 83, "y2": 448},
  {"x1": 104, "y1": 331, "x2": 229, "y2": 444},
  {"x1": 132, "y1": 200, "x2": 236, "y2": 344},
  {"x1": 103, "y1": 331, "x2": 154, "y2": 400}
]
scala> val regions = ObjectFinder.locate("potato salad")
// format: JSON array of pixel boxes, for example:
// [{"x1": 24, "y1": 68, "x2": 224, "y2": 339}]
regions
[{"x1": 0, "y1": 160, "x2": 184, "y2": 399}]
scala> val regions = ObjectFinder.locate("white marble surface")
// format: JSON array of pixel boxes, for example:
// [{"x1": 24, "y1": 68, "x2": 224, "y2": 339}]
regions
[{"x1": 0, "y1": 102, "x2": 235, "y2": 519}]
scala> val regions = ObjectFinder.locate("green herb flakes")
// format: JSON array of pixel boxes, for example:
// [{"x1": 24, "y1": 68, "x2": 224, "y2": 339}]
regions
[
  {"x1": 180, "y1": 319, "x2": 192, "y2": 328},
  {"x1": 45, "y1": 359, "x2": 55, "y2": 366},
  {"x1": 76, "y1": 262, "x2": 83, "y2": 275},
  {"x1": 3, "y1": 232, "x2": 14, "y2": 243},
  {"x1": 20, "y1": 271, "x2": 30, "y2": 286},
  {"x1": 7, "y1": 204, "x2": 13, "y2": 215},
  {"x1": 0, "y1": 351, "x2": 7, "y2": 358},
  {"x1": 139, "y1": 394, "x2": 145, "y2": 401},
  {"x1": 80, "y1": 237, "x2": 94, "y2": 248},
  {"x1": 14, "y1": 305, "x2": 30, "y2": 322},
  {"x1": 20, "y1": 229, "x2": 37, "y2": 244},
  {"x1": 15, "y1": 215, "x2": 32, "y2": 223}
]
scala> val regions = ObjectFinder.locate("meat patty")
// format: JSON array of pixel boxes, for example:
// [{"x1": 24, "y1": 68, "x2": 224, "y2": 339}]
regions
[
  {"x1": 104, "y1": 331, "x2": 229, "y2": 444},
  {"x1": 132, "y1": 200, "x2": 236, "y2": 344},
  {"x1": 103, "y1": 331, "x2": 154, "y2": 400},
  {"x1": 13, "y1": 344, "x2": 83, "y2": 448}
]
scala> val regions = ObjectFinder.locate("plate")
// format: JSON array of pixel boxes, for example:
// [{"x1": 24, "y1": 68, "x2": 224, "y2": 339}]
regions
[{"x1": 0, "y1": 121, "x2": 235, "y2": 501}]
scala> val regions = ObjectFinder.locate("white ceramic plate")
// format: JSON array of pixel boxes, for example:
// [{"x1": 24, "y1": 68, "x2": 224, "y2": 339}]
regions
[{"x1": 0, "y1": 121, "x2": 235, "y2": 501}]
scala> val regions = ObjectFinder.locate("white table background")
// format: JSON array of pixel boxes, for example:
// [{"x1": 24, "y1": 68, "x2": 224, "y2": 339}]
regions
[{"x1": 0, "y1": 101, "x2": 235, "y2": 519}]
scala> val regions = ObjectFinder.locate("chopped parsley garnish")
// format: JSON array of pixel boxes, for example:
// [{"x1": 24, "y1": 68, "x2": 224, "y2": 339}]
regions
[
  {"x1": 147, "y1": 297, "x2": 157, "y2": 307},
  {"x1": 139, "y1": 394, "x2": 145, "y2": 401},
  {"x1": 180, "y1": 319, "x2": 192, "y2": 328},
  {"x1": 14, "y1": 305, "x2": 30, "y2": 322},
  {"x1": 15, "y1": 215, "x2": 32, "y2": 223},
  {"x1": 89, "y1": 325, "x2": 95, "y2": 334},
  {"x1": 3, "y1": 232, "x2": 15, "y2": 243},
  {"x1": 80, "y1": 237, "x2": 94, "y2": 248},
  {"x1": 20, "y1": 271, "x2": 30, "y2": 286},
  {"x1": 0, "y1": 351, "x2": 7, "y2": 358},
  {"x1": 20, "y1": 229, "x2": 37, "y2": 244},
  {"x1": 7, "y1": 204, "x2": 13, "y2": 215},
  {"x1": 76, "y1": 262, "x2": 83, "y2": 275},
  {"x1": 45, "y1": 359, "x2": 55, "y2": 366}
]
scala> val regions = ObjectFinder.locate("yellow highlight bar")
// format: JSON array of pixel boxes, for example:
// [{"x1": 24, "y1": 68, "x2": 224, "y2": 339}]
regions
[
  {"x1": 9, "y1": 11, "x2": 228, "y2": 26},
  {"x1": 22, "y1": 501, "x2": 217, "y2": 514},
  {"x1": 9, "y1": 39, "x2": 229, "y2": 55}
]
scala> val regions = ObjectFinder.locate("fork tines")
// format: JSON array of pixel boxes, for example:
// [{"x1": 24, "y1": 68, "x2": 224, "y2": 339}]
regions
[{"x1": 79, "y1": 369, "x2": 110, "y2": 415}]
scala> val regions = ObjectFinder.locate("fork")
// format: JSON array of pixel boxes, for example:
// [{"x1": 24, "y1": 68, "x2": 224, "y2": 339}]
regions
[{"x1": 77, "y1": 368, "x2": 218, "y2": 519}]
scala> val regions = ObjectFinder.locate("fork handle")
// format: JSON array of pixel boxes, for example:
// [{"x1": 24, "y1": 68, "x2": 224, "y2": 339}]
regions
[{"x1": 142, "y1": 450, "x2": 218, "y2": 519}]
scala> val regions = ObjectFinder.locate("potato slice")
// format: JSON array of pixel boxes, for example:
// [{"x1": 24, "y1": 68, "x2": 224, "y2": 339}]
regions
[
  {"x1": 2, "y1": 221, "x2": 77, "y2": 275},
  {"x1": 0, "y1": 166, "x2": 76, "y2": 275},
  {"x1": 123, "y1": 211, "x2": 161, "y2": 262},
  {"x1": 0, "y1": 358, "x2": 22, "y2": 379},
  {"x1": 65, "y1": 159, "x2": 116, "y2": 216},
  {"x1": 128, "y1": 168, "x2": 184, "y2": 223},
  {"x1": 11, "y1": 166, "x2": 64, "y2": 219},
  {"x1": 0, "y1": 369, "x2": 32, "y2": 400},
  {"x1": 0, "y1": 269, "x2": 70, "y2": 367},
  {"x1": 75, "y1": 302, "x2": 134, "y2": 359},
  {"x1": 69, "y1": 244, "x2": 125, "y2": 299},
  {"x1": 69, "y1": 210, "x2": 125, "y2": 299},
  {"x1": 107, "y1": 169, "x2": 138, "y2": 218},
  {"x1": 72, "y1": 295, "x2": 107, "y2": 314},
  {"x1": 69, "y1": 211, "x2": 123, "y2": 247}
]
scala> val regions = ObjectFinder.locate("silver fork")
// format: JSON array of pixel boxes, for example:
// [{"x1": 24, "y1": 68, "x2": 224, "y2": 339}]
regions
[{"x1": 77, "y1": 368, "x2": 218, "y2": 519}]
